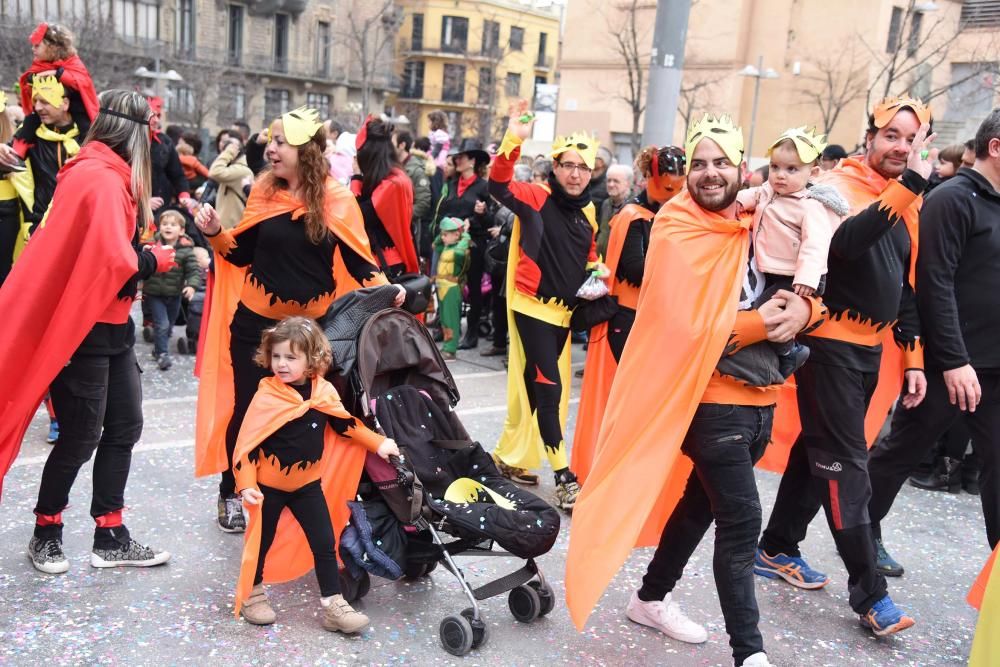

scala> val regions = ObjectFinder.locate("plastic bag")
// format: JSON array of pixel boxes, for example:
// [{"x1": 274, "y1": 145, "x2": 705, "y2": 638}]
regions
[{"x1": 576, "y1": 272, "x2": 609, "y2": 301}]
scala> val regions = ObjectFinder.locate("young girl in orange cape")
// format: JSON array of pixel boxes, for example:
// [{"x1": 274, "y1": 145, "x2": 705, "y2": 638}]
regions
[{"x1": 233, "y1": 316, "x2": 399, "y2": 632}]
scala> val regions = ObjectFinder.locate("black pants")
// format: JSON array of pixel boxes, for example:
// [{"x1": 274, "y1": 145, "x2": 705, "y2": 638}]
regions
[
  {"x1": 220, "y1": 314, "x2": 274, "y2": 495},
  {"x1": 758, "y1": 361, "x2": 887, "y2": 614},
  {"x1": 513, "y1": 311, "x2": 569, "y2": 462},
  {"x1": 606, "y1": 307, "x2": 636, "y2": 364},
  {"x1": 490, "y1": 268, "x2": 508, "y2": 348},
  {"x1": 464, "y1": 241, "x2": 486, "y2": 338},
  {"x1": 0, "y1": 198, "x2": 19, "y2": 286},
  {"x1": 256, "y1": 481, "x2": 340, "y2": 597},
  {"x1": 639, "y1": 404, "x2": 773, "y2": 665},
  {"x1": 869, "y1": 371, "x2": 1000, "y2": 548},
  {"x1": 35, "y1": 347, "x2": 143, "y2": 518}
]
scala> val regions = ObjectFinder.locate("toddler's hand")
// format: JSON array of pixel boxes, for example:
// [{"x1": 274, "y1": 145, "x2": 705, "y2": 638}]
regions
[
  {"x1": 392, "y1": 284, "x2": 407, "y2": 307},
  {"x1": 377, "y1": 438, "x2": 401, "y2": 461},
  {"x1": 792, "y1": 284, "x2": 815, "y2": 297},
  {"x1": 241, "y1": 488, "x2": 264, "y2": 505}
]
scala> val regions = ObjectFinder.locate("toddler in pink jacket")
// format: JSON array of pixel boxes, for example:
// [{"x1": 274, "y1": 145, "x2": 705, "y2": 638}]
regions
[{"x1": 738, "y1": 127, "x2": 848, "y2": 377}]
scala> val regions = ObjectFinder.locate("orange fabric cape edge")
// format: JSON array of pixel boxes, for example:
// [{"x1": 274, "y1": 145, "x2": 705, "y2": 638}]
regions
[
  {"x1": 571, "y1": 203, "x2": 653, "y2": 484},
  {"x1": 760, "y1": 158, "x2": 920, "y2": 473},
  {"x1": 232, "y1": 375, "x2": 367, "y2": 617},
  {"x1": 194, "y1": 179, "x2": 385, "y2": 478},
  {"x1": 565, "y1": 190, "x2": 750, "y2": 630},
  {"x1": 969, "y1": 545, "x2": 1000, "y2": 665}
]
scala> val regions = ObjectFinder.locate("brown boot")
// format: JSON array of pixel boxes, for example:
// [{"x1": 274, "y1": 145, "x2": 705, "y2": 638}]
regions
[
  {"x1": 321, "y1": 594, "x2": 369, "y2": 634},
  {"x1": 242, "y1": 584, "x2": 276, "y2": 625}
]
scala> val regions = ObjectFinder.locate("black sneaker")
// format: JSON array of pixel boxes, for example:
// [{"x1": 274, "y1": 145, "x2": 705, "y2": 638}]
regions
[
  {"x1": 91, "y1": 535, "x2": 170, "y2": 568},
  {"x1": 142, "y1": 325, "x2": 154, "y2": 343},
  {"x1": 778, "y1": 342, "x2": 810, "y2": 378},
  {"x1": 218, "y1": 493, "x2": 246, "y2": 533},
  {"x1": 27, "y1": 536, "x2": 69, "y2": 574},
  {"x1": 875, "y1": 538, "x2": 904, "y2": 577},
  {"x1": 176, "y1": 337, "x2": 188, "y2": 355}
]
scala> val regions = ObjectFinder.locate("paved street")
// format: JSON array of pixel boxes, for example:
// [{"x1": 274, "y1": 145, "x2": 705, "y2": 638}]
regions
[{"x1": 0, "y1": 313, "x2": 986, "y2": 666}]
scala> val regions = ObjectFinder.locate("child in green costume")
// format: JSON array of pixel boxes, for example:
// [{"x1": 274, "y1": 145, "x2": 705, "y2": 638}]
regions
[{"x1": 434, "y1": 217, "x2": 471, "y2": 359}]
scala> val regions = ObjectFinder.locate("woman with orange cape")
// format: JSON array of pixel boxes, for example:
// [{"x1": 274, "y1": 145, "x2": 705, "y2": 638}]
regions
[
  {"x1": 571, "y1": 145, "x2": 684, "y2": 483},
  {"x1": 193, "y1": 106, "x2": 402, "y2": 533},
  {"x1": 231, "y1": 317, "x2": 399, "y2": 632}
]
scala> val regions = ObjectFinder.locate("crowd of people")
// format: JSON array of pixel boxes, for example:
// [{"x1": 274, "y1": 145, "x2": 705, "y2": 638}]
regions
[{"x1": 0, "y1": 21, "x2": 998, "y2": 666}]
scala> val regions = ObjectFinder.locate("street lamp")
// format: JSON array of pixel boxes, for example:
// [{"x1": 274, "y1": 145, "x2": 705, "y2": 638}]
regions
[{"x1": 738, "y1": 56, "x2": 779, "y2": 162}]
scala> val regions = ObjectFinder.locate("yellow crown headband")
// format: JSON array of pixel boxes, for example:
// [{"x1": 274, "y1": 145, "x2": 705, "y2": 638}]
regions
[
  {"x1": 685, "y1": 114, "x2": 744, "y2": 169},
  {"x1": 872, "y1": 93, "x2": 931, "y2": 128},
  {"x1": 31, "y1": 74, "x2": 65, "y2": 108},
  {"x1": 271, "y1": 106, "x2": 323, "y2": 146},
  {"x1": 551, "y1": 131, "x2": 600, "y2": 170},
  {"x1": 768, "y1": 126, "x2": 828, "y2": 164}
]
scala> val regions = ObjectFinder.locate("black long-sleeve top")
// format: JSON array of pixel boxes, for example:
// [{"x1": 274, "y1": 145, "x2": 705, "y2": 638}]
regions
[
  {"x1": 436, "y1": 176, "x2": 493, "y2": 241},
  {"x1": 616, "y1": 194, "x2": 657, "y2": 289},
  {"x1": 802, "y1": 168, "x2": 925, "y2": 373},
  {"x1": 24, "y1": 122, "x2": 76, "y2": 228},
  {"x1": 916, "y1": 168, "x2": 1000, "y2": 372},
  {"x1": 150, "y1": 132, "x2": 190, "y2": 202}
]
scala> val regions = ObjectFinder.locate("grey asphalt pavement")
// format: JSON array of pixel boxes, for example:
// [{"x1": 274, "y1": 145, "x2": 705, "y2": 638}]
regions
[{"x1": 0, "y1": 317, "x2": 985, "y2": 666}]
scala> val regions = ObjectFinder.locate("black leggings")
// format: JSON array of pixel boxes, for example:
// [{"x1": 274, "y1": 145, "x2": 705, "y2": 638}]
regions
[
  {"x1": 513, "y1": 311, "x2": 570, "y2": 469},
  {"x1": 464, "y1": 242, "x2": 486, "y2": 336},
  {"x1": 255, "y1": 481, "x2": 340, "y2": 597}
]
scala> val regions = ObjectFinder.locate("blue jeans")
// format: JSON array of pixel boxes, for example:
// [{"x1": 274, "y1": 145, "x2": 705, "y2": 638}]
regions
[
  {"x1": 147, "y1": 294, "x2": 181, "y2": 357},
  {"x1": 639, "y1": 403, "x2": 773, "y2": 665}
]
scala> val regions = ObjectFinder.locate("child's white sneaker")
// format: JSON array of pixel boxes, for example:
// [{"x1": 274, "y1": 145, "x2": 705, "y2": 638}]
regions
[{"x1": 626, "y1": 590, "x2": 708, "y2": 644}]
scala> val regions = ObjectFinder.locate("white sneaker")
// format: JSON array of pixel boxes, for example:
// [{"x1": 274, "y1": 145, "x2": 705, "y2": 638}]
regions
[
  {"x1": 742, "y1": 652, "x2": 773, "y2": 666},
  {"x1": 625, "y1": 590, "x2": 708, "y2": 644}
]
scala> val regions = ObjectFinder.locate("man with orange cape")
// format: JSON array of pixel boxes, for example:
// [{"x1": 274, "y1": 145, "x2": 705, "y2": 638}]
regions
[
  {"x1": 565, "y1": 114, "x2": 825, "y2": 667},
  {"x1": 571, "y1": 145, "x2": 685, "y2": 483},
  {"x1": 755, "y1": 96, "x2": 935, "y2": 637},
  {"x1": 865, "y1": 110, "x2": 1000, "y2": 578}
]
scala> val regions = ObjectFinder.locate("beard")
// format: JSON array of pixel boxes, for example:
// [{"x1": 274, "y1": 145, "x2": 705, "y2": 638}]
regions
[{"x1": 689, "y1": 176, "x2": 741, "y2": 212}]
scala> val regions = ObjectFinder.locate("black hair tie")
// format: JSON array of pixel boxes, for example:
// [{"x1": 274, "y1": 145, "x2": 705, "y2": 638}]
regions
[{"x1": 99, "y1": 108, "x2": 150, "y2": 125}]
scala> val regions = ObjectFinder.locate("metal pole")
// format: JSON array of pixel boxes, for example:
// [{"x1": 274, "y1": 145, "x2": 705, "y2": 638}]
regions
[
  {"x1": 746, "y1": 55, "x2": 763, "y2": 163},
  {"x1": 641, "y1": 0, "x2": 693, "y2": 148}
]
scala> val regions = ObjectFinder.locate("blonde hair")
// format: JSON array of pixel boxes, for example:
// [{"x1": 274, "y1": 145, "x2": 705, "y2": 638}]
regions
[
  {"x1": 254, "y1": 316, "x2": 332, "y2": 378},
  {"x1": 0, "y1": 109, "x2": 12, "y2": 144},
  {"x1": 41, "y1": 24, "x2": 77, "y2": 60},
  {"x1": 157, "y1": 209, "x2": 185, "y2": 229}
]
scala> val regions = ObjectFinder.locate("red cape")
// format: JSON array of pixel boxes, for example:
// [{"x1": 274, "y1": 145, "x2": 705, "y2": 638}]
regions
[
  {"x1": 760, "y1": 158, "x2": 921, "y2": 472},
  {"x1": 565, "y1": 191, "x2": 751, "y2": 629},
  {"x1": 194, "y1": 178, "x2": 387, "y2": 477},
  {"x1": 352, "y1": 169, "x2": 418, "y2": 273},
  {"x1": 233, "y1": 376, "x2": 369, "y2": 616},
  {"x1": 0, "y1": 142, "x2": 138, "y2": 497},
  {"x1": 571, "y1": 204, "x2": 653, "y2": 483},
  {"x1": 20, "y1": 55, "x2": 99, "y2": 121}
]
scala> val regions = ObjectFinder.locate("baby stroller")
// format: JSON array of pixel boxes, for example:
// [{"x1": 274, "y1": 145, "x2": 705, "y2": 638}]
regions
[{"x1": 325, "y1": 299, "x2": 560, "y2": 656}]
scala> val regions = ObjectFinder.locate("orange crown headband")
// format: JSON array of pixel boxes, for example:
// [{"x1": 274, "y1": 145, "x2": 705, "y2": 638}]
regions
[{"x1": 872, "y1": 93, "x2": 931, "y2": 128}]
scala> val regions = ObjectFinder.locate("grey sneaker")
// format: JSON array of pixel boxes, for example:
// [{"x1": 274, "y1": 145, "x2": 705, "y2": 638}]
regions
[
  {"x1": 157, "y1": 353, "x2": 172, "y2": 371},
  {"x1": 27, "y1": 536, "x2": 69, "y2": 574},
  {"x1": 91, "y1": 537, "x2": 170, "y2": 568},
  {"x1": 218, "y1": 493, "x2": 246, "y2": 533}
]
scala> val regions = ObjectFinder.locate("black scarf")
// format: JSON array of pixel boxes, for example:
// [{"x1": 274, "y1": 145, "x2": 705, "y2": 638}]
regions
[{"x1": 547, "y1": 172, "x2": 592, "y2": 212}]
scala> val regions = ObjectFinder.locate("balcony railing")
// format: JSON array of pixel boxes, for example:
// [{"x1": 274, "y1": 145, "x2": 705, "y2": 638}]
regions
[{"x1": 535, "y1": 54, "x2": 554, "y2": 69}]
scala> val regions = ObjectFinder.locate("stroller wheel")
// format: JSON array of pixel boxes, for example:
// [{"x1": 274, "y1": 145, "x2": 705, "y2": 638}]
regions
[
  {"x1": 461, "y1": 608, "x2": 489, "y2": 649},
  {"x1": 404, "y1": 562, "x2": 430, "y2": 579},
  {"x1": 439, "y1": 614, "x2": 474, "y2": 656},
  {"x1": 528, "y1": 581, "x2": 555, "y2": 616},
  {"x1": 508, "y1": 584, "x2": 542, "y2": 623},
  {"x1": 339, "y1": 569, "x2": 371, "y2": 603}
]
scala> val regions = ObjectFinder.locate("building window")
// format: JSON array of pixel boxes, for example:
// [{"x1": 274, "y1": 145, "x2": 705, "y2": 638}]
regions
[
  {"x1": 317, "y1": 21, "x2": 331, "y2": 76},
  {"x1": 442, "y1": 64, "x2": 466, "y2": 103},
  {"x1": 478, "y1": 67, "x2": 494, "y2": 104},
  {"x1": 177, "y1": 0, "x2": 195, "y2": 55},
  {"x1": 65, "y1": 0, "x2": 90, "y2": 19},
  {"x1": 482, "y1": 20, "x2": 500, "y2": 56},
  {"x1": 43, "y1": 0, "x2": 59, "y2": 20},
  {"x1": 306, "y1": 93, "x2": 332, "y2": 118},
  {"x1": 274, "y1": 13, "x2": 290, "y2": 73},
  {"x1": 219, "y1": 83, "x2": 246, "y2": 125},
  {"x1": 505, "y1": 72, "x2": 521, "y2": 97},
  {"x1": 167, "y1": 84, "x2": 195, "y2": 115},
  {"x1": 402, "y1": 60, "x2": 425, "y2": 98},
  {"x1": 907, "y1": 10, "x2": 922, "y2": 57},
  {"x1": 886, "y1": 6, "x2": 903, "y2": 53},
  {"x1": 441, "y1": 16, "x2": 468, "y2": 53},
  {"x1": 509, "y1": 26, "x2": 524, "y2": 52},
  {"x1": 233, "y1": 84, "x2": 246, "y2": 121},
  {"x1": 411, "y1": 13, "x2": 423, "y2": 50},
  {"x1": 963, "y1": 1, "x2": 1000, "y2": 28},
  {"x1": 264, "y1": 88, "x2": 291, "y2": 120},
  {"x1": 537, "y1": 32, "x2": 548, "y2": 67},
  {"x1": 228, "y1": 4, "x2": 244, "y2": 66},
  {"x1": 113, "y1": 0, "x2": 159, "y2": 42}
]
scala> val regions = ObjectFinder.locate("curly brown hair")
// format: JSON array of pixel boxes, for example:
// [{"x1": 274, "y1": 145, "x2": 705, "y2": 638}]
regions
[
  {"x1": 635, "y1": 145, "x2": 686, "y2": 177},
  {"x1": 428, "y1": 110, "x2": 447, "y2": 131},
  {"x1": 260, "y1": 124, "x2": 330, "y2": 245},
  {"x1": 254, "y1": 316, "x2": 332, "y2": 378},
  {"x1": 42, "y1": 24, "x2": 77, "y2": 60}
]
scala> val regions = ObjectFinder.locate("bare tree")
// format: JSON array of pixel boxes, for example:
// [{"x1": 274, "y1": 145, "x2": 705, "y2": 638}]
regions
[
  {"x1": 798, "y1": 45, "x2": 869, "y2": 135},
  {"x1": 340, "y1": 0, "x2": 403, "y2": 115},
  {"x1": 605, "y1": 0, "x2": 651, "y2": 156},
  {"x1": 677, "y1": 72, "x2": 726, "y2": 139}
]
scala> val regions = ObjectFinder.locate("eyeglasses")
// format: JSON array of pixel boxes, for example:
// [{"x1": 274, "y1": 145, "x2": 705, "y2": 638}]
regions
[{"x1": 557, "y1": 160, "x2": 592, "y2": 175}]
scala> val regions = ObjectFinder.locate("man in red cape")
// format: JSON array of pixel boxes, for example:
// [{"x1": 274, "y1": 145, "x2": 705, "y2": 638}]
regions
[{"x1": 565, "y1": 114, "x2": 824, "y2": 667}]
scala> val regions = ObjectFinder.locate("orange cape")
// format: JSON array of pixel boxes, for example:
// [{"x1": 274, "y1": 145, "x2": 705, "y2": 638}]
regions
[
  {"x1": 969, "y1": 545, "x2": 1000, "y2": 665},
  {"x1": 233, "y1": 375, "x2": 368, "y2": 616},
  {"x1": 571, "y1": 203, "x2": 653, "y2": 483},
  {"x1": 194, "y1": 179, "x2": 385, "y2": 477},
  {"x1": 759, "y1": 158, "x2": 921, "y2": 473},
  {"x1": 565, "y1": 191, "x2": 751, "y2": 630}
]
